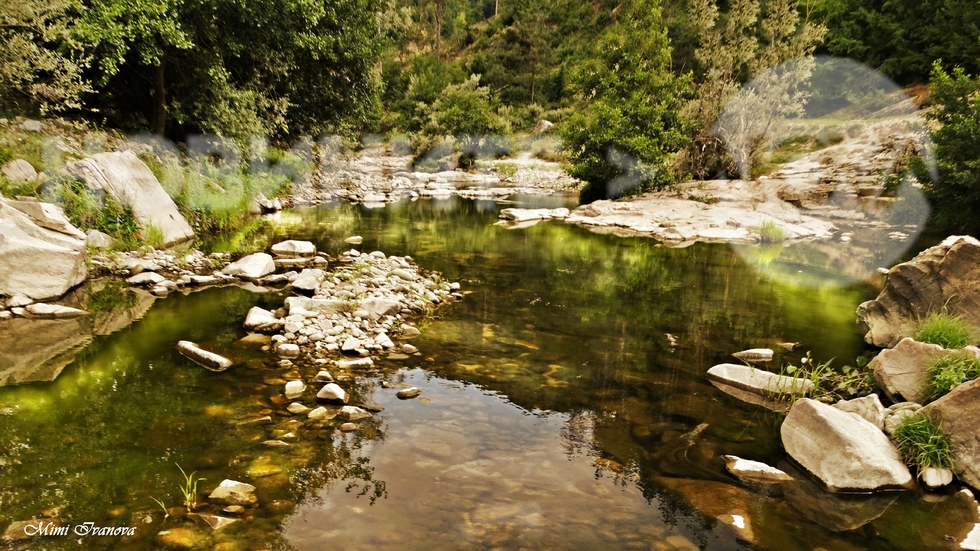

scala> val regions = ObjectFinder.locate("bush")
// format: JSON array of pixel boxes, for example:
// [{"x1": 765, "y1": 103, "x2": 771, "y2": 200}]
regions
[
  {"x1": 915, "y1": 312, "x2": 978, "y2": 349},
  {"x1": 893, "y1": 412, "x2": 952, "y2": 470},
  {"x1": 927, "y1": 352, "x2": 980, "y2": 401},
  {"x1": 755, "y1": 219, "x2": 786, "y2": 243},
  {"x1": 53, "y1": 179, "x2": 141, "y2": 249}
]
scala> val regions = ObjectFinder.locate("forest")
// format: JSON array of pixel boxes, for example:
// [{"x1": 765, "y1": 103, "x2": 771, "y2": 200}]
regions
[{"x1": 2, "y1": 0, "x2": 980, "y2": 232}]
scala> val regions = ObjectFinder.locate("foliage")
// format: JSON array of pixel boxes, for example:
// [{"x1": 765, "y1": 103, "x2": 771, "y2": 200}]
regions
[
  {"x1": 781, "y1": 352, "x2": 873, "y2": 403},
  {"x1": 87, "y1": 279, "x2": 139, "y2": 313},
  {"x1": 53, "y1": 179, "x2": 143, "y2": 249},
  {"x1": 754, "y1": 219, "x2": 785, "y2": 243},
  {"x1": 914, "y1": 63, "x2": 980, "y2": 235},
  {"x1": 927, "y1": 352, "x2": 980, "y2": 401},
  {"x1": 175, "y1": 463, "x2": 205, "y2": 511},
  {"x1": 560, "y1": 0, "x2": 693, "y2": 204},
  {"x1": 893, "y1": 412, "x2": 952, "y2": 470},
  {"x1": 915, "y1": 311, "x2": 978, "y2": 349}
]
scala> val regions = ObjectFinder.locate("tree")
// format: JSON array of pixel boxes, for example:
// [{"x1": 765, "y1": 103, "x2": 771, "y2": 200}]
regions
[{"x1": 560, "y1": 0, "x2": 693, "y2": 203}]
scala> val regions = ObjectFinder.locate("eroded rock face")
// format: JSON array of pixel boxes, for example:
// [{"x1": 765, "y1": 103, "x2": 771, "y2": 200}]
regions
[
  {"x1": 781, "y1": 398, "x2": 913, "y2": 492},
  {"x1": 857, "y1": 235, "x2": 980, "y2": 348},
  {"x1": 0, "y1": 201, "x2": 87, "y2": 300},
  {"x1": 924, "y1": 379, "x2": 980, "y2": 491},
  {"x1": 65, "y1": 151, "x2": 194, "y2": 246}
]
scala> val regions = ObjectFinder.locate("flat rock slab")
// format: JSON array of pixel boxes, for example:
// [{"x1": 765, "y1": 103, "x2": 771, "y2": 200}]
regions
[
  {"x1": 870, "y1": 337, "x2": 949, "y2": 403},
  {"x1": 498, "y1": 207, "x2": 570, "y2": 223},
  {"x1": 127, "y1": 272, "x2": 165, "y2": 286},
  {"x1": 781, "y1": 398, "x2": 912, "y2": 492},
  {"x1": 722, "y1": 455, "x2": 793, "y2": 484},
  {"x1": 222, "y1": 253, "x2": 276, "y2": 280},
  {"x1": 924, "y1": 378, "x2": 980, "y2": 491},
  {"x1": 707, "y1": 363, "x2": 813, "y2": 400},
  {"x1": 176, "y1": 341, "x2": 233, "y2": 371},
  {"x1": 24, "y1": 303, "x2": 87, "y2": 319},
  {"x1": 271, "y1": 240, "x2": 316, "y2": 258},
  {"x1": 732, "y1": 348, "x2": 773, "y2": 362},
  {"x1": 66, "y1": 151, "x2": 194, "y2": 246}
]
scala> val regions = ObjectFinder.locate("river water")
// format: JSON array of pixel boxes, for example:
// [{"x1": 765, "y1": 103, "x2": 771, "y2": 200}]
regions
[{"x1": 0, "y1": 196, "x2": 973, "y2": 550}]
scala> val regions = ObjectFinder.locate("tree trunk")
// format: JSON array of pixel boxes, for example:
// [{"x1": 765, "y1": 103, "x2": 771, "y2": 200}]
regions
[
  {"x1": 434, "y1": 0, "x2": 442, "y2": 58},
  {"x1": 495, "y1": 0, "x2": 499, "y2": 16},
  {"x1": 150, "y1": 57, "x2": 167, "y2": 136}
]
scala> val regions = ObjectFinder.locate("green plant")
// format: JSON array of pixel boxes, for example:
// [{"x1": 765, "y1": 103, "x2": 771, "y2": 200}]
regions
[
  {"x1": 754, "y1": 219, "x2": 785, "y2": 244},
  {"x1": 779, "y1": 352, "x2": 874, "y2": 403},
  {"x1": 915, "y1": 311, "x2": 978, "y2": 349},
  {"x1": 893, "y1": 412, "x2": 952, "y2": 470},
  {"x1": 176, "y1": 463, "x2": 205, "y2": 511},
  {"x1": 150, "y1": 497, "x2": 169, "y2": 520},
  {"x1": 927, "y1": 351, "x2": 980, "y2": 401},
  {"x1": 143, "y1": 223, "x2": 166, "y2": 249}
]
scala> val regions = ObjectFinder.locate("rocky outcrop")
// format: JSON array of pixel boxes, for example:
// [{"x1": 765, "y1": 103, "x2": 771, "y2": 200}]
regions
[
  {"x1": 870, "y1": 338, "x2": 963, "y2": 403},
  {"x1": 857, "y1": 235, "x2": 980, "y2": 348},
  {"x1": 924, "y1": 379, "x2": 980, "y2": 490},
  {"x1": 65, "y1": 151, "x2": 194, "y2": 246},
  {"x1": 781, "y1": 398, "x2": 913, "y2": 492},
  {"x1": 0, "y1": 200, "x2": 87, "y2": 300}
]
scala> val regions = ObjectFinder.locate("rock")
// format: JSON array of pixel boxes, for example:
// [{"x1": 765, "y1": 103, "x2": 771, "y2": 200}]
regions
[
  {"x1": 344, "y1": 236, "x2": 363, "y2": 244},
  {"x1": 919, "y1": 467, "x2": 954, "y2": 491},
  {"x1": 401, "y1": 324, "x2": 420, "y2": 337},
  {"x1": 340, "y1": 422, "x2": 359, "y2": 431},
  {"x1": 857, "y1": 235, "x2": 980, "y2": 347},
  {"x1": 341, "y1": 336, "x2": 361, "y2": 353},
  {"x1": 284, "y1": 380, "x2": 305, "y2": 399},
  {"x1": 313, "y1": 370, "x2": 333, "y2": 382},
  {"x1": 706, "y1": 363, "x2": 813, "y2": 401},
  {"x1": 271, "y1": 240, "x2": 316, "y2": 258},
  {"x1": 287, "y1": 402, "x2": 311, "y2": 415},
  {"x1": 781, "y1": 398, "x2": 913, "y2": 492},
  {"x1": 0, "y1": 201, "x2": 87, "y2": 300},
  {"x1": 721, "y1": 455, "x2": 793, "y2": 484},
  {"x1": 24, "y1": 303, "x2": 87, "y2": 319},
  {"x1": 307, "y1": 406, "x2": 333, "y2": 420},
  {"x1": 1, "y1": 159, "x2": 37, "y2": 183},
  {"x1": 316, "y1": 383, "x2": 348, "y2": 403},
  {"x1": 533, "y1": 119, "x2": 555, "y2": 134},
  {"x1": 337, "y1": 357, "x2": 374, "y2": 369},
  {"x1": 396, "y1": 387, "x2": 421, "y2": 399},
  {"x1": 221, "y1": 253, "x2": 276, "y2": 280},
  {"x1": 391, "y1": 268, "x2": 415, "y2": 282},
  {"x1": 155, "y1": 527, "x2": 211, "y2": 550},
  {"x1": 2, "y1": 520, "x2": 44, "y2": 542},
  {"x1": 126, "y1": 272, "x2": 165, "y2": 286},
  {"x1": 277, "y1": 343, "x2": 300, "y2": 357},
  {"x1": 243, "y1": 306, "x2": 283, "y2": 333},
  {"x1": 833, "y1": 394, "x2": 887, "y2": 430},
  {"x1": 290, "y1": 268, "x2": 324, "y2": 295},
  {"x1": 871, "y1": 337, "x2": 949, "y2": 403},
  {"x1": 7, "y1": 294, "x2": 32, "y2": 308},
  {"x1": 923, "y1": 378, "x2": 980, "y2": 490},
  {"x1": 731, "y1": 348, "x2": 774, "y2": 362},
  {"x1": 187, "y1": 513, "x2": 238, "y2": 532},
  {"x1": 20, "y1": 120, "x2": 42, "y2": 132},
  {"x1": 882, "y1": 403, "x2": 923, "y2": 436},
  {"x1": 207, "y1": 479, "x2": 256, "y2": 506},
  {"x1": 176, "y1": 341, "x2": 233, "y2": 372},
  {"x1": 339, "y1": 406, "x2": 371, "y2": 421},
  {"x1": 497, "y1": 207, "x2": 570, "y2": 223},
  {"x1": 358, "y1": 297, "x2": 401, "y2": 319},
  {"x1": 3, "y1": 200, "x2": 85, "y2": 240},
  {"x1": 222, "y1": 505, "x2": 244, "y2": 515},
  {"x1": 65, "y1": 151, "x2": 195, "y2": 246},
  {"x1": 401, "y1": 343, "x2": 418, "y2": 354}
]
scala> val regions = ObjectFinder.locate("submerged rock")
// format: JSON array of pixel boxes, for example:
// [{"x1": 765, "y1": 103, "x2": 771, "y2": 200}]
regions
[
  {"x1": 707, "y1": 363, "x2": 813, "y2": 400},
  {"x1": 781, "y1": 398, "x2": 913, "y2": 492},
  {"x1": 207, "y1": 479, "x2": 256, "y2": 506},
  {"x1": 396, "y1": 387, "x2": 421, "y2": 399},
  {"x1": 1, "y1": 159, "x2": 37, "y2": 184},
  {"x1": 176, "y1": 341, "x2": 233, "y2": 371},
  {"x1": 155, "y1": 526, "x2": 212, "y2": 549},
  {"x1": 722, "y1": 455, "x2": 793, "y2": 484},
  {"x1": 284, "y1": 380, "x2": 305, "y2": 399},
  {"x1": 731, "y1": 348, "x2": 774, "y2": 362}
]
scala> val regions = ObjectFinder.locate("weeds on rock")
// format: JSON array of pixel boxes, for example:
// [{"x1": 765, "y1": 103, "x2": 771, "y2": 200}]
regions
[
  {"x1": 780, "y1": 352, "x2": 874, "y2": 403},
  {"x1": 916, "y1": 311, "x2": 978, "y2": 349},
  {"x1": 754, "y1": 219, "x2": 785, "y2": 244},
  {"x1": 893, "y1": 412, "x2": 952, "y2": 470},
  {"x1": 927, "y1": 351, "x2": 980, "y2": 401}
]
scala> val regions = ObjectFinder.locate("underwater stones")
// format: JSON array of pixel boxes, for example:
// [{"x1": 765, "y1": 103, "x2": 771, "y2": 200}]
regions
[
  {"x1": 731, "y1": 348, "x2": 773, "y2": 362},
  {"x1": 271, "y1": 240, "x2": 316, "y2": 258},
  {"x1": 337, "y1": 357, "x2": 373, "y2": 370},
  {"x1": 307, "y1": 407, "x2": 333, "y2": 421},
  {"x1": 339, "y1": 406, "x2": 371, "y2": 421},
  {"x1": 287, "y1": 402, "x2": 311, "y2": 415},
  {"x1": 340, "y1": 422, "x2": 359, "y2": 432},
  {"x1": 221, "y1": 253, "x2": 275, "y2": 280},
  {"x1": 243, "y1": 307, "x2": 283, "y2": 333},
  {"x1": 781, "y1": 398, "x2": 913, "y2": 492},
  {"x1": 396, "y1": 387, "x2": 421, "y2": 399},
  {"x1": 208, "y1": 480, "x2": 256, "y2": 506},
  {"x1": 187, "y1": 513, "x2": 238, "y2": 532},
  {"x1": 316, "y1": 383, "x2": 347, "y2": 403},
  {"x1": 707, "y1": 363, "x2": 813, "y2": 401},
  {"x1": 721, "y1": 455, "x2": 792, "y2": 484},
  {"x1": 176, "y1": 341, "x2": 233, "y2": 372},
  {"x1": 155, "y1": 526, "x2": 211, "y2": 550},
  {"x1": 284, "y1": 380, "x2": 305, "y2": 399}
]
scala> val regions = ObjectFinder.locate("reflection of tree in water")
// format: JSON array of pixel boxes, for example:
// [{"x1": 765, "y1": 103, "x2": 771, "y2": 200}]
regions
[{"x1": 559, "y1": 409, "x2": 595, "y2": 458}]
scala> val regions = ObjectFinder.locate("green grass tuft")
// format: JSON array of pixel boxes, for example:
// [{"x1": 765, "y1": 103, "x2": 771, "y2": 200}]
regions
[
  {"x1": 927, "y1": 351, "x2": 980, "y2": 401},
  {"x1": 916, "y1": 312, "x2": 978, "y2": 349},
  {"x1": 755, "y1": 219, "x2": 785, "y2": 244},
  {"x1": 893, "y1": 412, "x2": 952, "y2": 470}
]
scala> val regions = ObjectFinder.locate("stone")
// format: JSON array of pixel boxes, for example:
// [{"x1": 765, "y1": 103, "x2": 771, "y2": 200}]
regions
[
  {"x1": 222, "y1": 506, "x2": 244, "y2": 515},
  {"x1": 25, "y1": 303, "x2": 87, "y2": 319},
  {"x1": 284, "y1": 380, "x2": 305, "y2": 399},
  {"x1": 833, "y1": 394, "x2": 887, "y2": 430},
  {"x1": 340, "y1": 422, "x2": 359, "y2": 431},
  {"x1": 919, "y1": 467, "x2": 954, "y2": 491},
  {"x1": 924, "y1": 378, "x2": 980, "y2": 490},
  {"x1": 338, "y1": 357, "x2": 374, "y2": 369},
  {"x1": 65, "y1": 151, "x2": 195, "y2": 246},
  {"x1": 176, "y1": 341, "x2": 233, "y2": 371},
  {"x1": 391, "y1": 268, "x2": 415, "y2": 281},
  {"x1": 706, "y1": 363, "x2": 813, "y2": 400},
  {"x1": 0, "y1": 201, "x2": 87, "y2": 300},
  {"x1": 731, "y1": 348, "x2": 774, "y2": 362},
  {"x1": 498, "y1": 207, "x2": 570, "y2": 223},
  {"x1": 316, "y1": 383, "x2": 347, "y2": 403},
  {"x1": 243, "y1": 306, "x2": 283, "y2": 333},
  {"x1": 344, "y1": 236, "x2": 363, "y2": 244},
  {"x1": 221, "y1": 253, "x2": 276, "y2": 280},
  {"x1": 883, "y1": 403, "x2": 922, "y2": 436},
  {"x1": 277, "y1": 343, "x2": 300, "y2": 357},
  {"x1": 271, "y1": 240, "x2": 316, "y2": 258},
  {"x1": 126, "y1": 272, "x2": 165, "y2": 286},
  {"x1": 401, "y1": 325, "x2": 420, "y2": 337},
  {"x1": 188, "y1": 513, "x2": 238, "y2": 532},
  {"x1": 155, "y1": 527, "x2": 211, "y2": 550},
  {"x1": 313, "y1": 370, "x2": 334, "y2": 382},
  {"x1": 533, "y1": 119, "x2": 555, "y2": 134},
  {"x1": 2, "y1": 520, "x2": 44, "y2": 542},
  {"x1": 290, "y1": 268, "x2": 324, "y2": 295},
  {"x1": 396, "y1": 387, "x2": 421, "y2": 399},
  {"x1": 1, "y1": 159, "x2": 37, "y2": 184},
  {"x1": 284, "y1": 296, "x2": 344, "y2": 315},
  {"x1": 3, "y1": 200, "x2": 85, "y2": 240},
  {"x1": 307, "y1": 407, "x2": 333, "y2": 421},
  {"x1": 341, "y1": 336, "x2": 361, "y2": 353},
  {"x1": 339, "y1": 406, "x2": 371, "y2": 421},
  {"x1": 20, "y1": 120, "x2": 41, "y2": 132},
  {"x1": 358, "y1": 297, "x2": 401, "y2": 319},
  {"x1": 207, "y1": 479, "x2": 256, "y2": 506},
  {"x1": 401, "y1": 343, "x2": 418, "y2": 354},
  {"x1": 721, "y1": 455, "x2": 793, "y2": 484},
  {"x1": 857, "y1": 235, "x2": 980, "y2": 347},
  {"x1": 287, "y1": 402, "x2": 311, "y2": 415},
  {"x1": 781, "y1": 398, "x2": 913, "y2": 492},
  {"x1": 871, "y1": 337, "x2": 950, "y2": 403}
]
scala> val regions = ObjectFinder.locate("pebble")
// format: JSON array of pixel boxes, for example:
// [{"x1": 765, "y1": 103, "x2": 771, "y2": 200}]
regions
[{"x1": 396, "y1": 387, "x2": 421, "y2": 399}]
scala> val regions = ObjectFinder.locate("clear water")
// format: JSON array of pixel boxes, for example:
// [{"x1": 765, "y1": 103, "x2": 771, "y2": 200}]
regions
[{"x1": 0, "y1": 196, "x2": 973, "y2": 550}]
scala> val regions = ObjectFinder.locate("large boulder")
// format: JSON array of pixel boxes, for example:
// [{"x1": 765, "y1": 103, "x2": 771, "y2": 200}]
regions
[
  {"x1": 65, "y1": 151, "x2": 194, "y2": 246},
  {"x1": 870, "y1": 337, "x2": 949, "y2": 403},
  {"x1": 3, "y1": 199, "x2": 86, "y2": 240},
  {"x1": 0, "y1": 201, "x2": 87, "y2": 300},
  {"x1": 1, "y1": 159, "x2": 37, "y2": 184},
  {"x1": 857, "y1": 235, "x2": 980, "y2": 348},
  {"x1": 923, "y1": 378, "x2": 980, "y2": 490},
  {"x1": 781, "y1": 398, "x2": 913, "y2": 492},
  {"x1": 271, "y1": 240, "x2": 316, "y2": 258}
]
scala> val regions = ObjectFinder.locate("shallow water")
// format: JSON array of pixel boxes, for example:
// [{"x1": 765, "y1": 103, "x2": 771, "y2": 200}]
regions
[{"x1": 0, "y1": 196, "x2": 974, "y2": 550}]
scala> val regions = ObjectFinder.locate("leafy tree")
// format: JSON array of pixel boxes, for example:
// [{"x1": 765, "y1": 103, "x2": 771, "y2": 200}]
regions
[{"x1": 560, "y1": 0, "x2": 692, "y2": 203}]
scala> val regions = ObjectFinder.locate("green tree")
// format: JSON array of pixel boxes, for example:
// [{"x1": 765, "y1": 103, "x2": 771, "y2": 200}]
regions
[{"x1": 560, "y1": 0, "x2": 692, "y2": 203}]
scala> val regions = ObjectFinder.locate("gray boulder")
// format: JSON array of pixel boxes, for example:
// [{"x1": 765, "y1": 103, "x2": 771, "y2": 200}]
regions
[
  {"x1": 176, "y1": 341, "x2": 233, "y2": 371},
  {"x1": 870, "y1": 337, "x2": 950, "y2": 403},
  {"x1": 1, "y1": 159, "x2": 37, "y2": 183},
  {"x1": 857, "y1": 235, "x2": 980, "y2": 348},
  {"x1": 65, "y1": 151, "x2": 194, "y2": 246},
  {"x1": 781, "y1": 398, "x2": 913, "y2": 492},
  {"x1": 243, "y1": 307, "x2": 283, "y2": 333},
  {"x1": 86, "y1": 229, "x2": 114, "y2": 249},
  {"x1": 358, "y1": 297, "x2": 401, "y2": 320},
  {"x1": 924, "y1": 378, "x2": 980, "y2": 490},
  {"x1": 271, "y1": 240, "x2": 316, "y2": 258},
  {"x1": 221, "y1": 253, "x2": 275, "y2": 280},
  {"x1": 0, "y1": 201, "x2": 87, "y2": 300}
]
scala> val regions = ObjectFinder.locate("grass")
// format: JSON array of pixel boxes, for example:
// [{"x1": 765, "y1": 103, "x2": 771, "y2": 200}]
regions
[
  {"x1": 176, "y1": 463, "x2": 205, "y2": 511},
  {"x1": 916, "y1": 312, "x2": 978, "y2": 349},
  {"x1": 778, "y1": 352, "x2": 874, "y2": 403},
  {"x1": 893, "y1": 412, "x2": 952, "y2": 470},
  {"x1": 755, "y1": 219, "x2": 785, "y2": 244},
  {"x1": 927, "y1": 351, "x2": 980, "y2": 401}
]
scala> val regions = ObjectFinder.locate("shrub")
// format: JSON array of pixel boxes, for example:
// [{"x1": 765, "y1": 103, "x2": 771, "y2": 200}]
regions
[
  {"x1": 755, "y1": 219, "x2": 785, "y2": 243},
  {"x1": 893, "y1": 412, "x2": 952, "y2": 470},
  {"x1": 915, "y1": 312, "x2": 978, "y2": 349},
  {"x1": 54, "y1": 179, "x2": 141, "y2": 249},
  {"x1": 927, "y1": 351, "x2": 980, "y2": 401}
]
